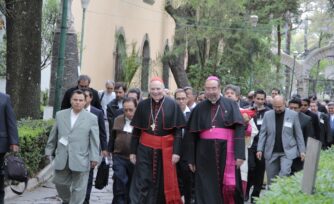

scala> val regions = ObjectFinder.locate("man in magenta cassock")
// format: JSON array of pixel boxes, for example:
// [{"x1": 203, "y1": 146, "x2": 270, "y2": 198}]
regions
[{"x1": 185, "y1": 76, "x2": 245, "y2": 204}]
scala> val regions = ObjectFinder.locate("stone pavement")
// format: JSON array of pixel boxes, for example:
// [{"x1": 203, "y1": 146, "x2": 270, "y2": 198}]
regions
[
  {"x1": 6, "y1": 167, "x2": 114, "y2": 204},
  {"x1": 5, "y1": 165, "x2": 256, "y2": 204}
]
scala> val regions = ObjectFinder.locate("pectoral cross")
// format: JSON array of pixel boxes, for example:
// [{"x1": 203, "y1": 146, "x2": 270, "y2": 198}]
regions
[{"x1": 150, "y1": 123, "x2": 156, "y2": 130}]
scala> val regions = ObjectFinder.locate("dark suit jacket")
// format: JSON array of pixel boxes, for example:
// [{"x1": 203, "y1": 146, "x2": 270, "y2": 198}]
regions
[
  {"x1": 318, "y1": 112, "x2": 332, "y2": 148},
  {"x1": 61, "y1": 86, "x2": 102, "y2": 110},
  {"x1": 298, "y1": 112, "x2": 314, "y2": 145},
  {"x1": 318, "y1": 102, "x2": 328, "y2": 114},
  {"x1": 239, "y1": 100, "x2": 250, "y2": 108},
  {"x1": 90, "y1": 106, "x2": 107, "y2": 151},
  {"x1": 304, "y1": 110, "x2": 321, "y2": 140},
  {"x1": 106, "y1": 99, "x2": 122, "y2": 136},
  {"x1": 0, "y1": 93, "x2": 19, "y2": 153}
]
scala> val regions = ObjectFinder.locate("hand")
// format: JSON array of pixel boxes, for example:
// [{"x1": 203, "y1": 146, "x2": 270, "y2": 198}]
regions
[
  {"x1": 10, "y1": 145, "x2": 19, "y2": 152},
  {"x1": 300, "y1": 152, "x2": 306, "y2": 161},
  {"x1": 101, "y1": 150, "x2": 109, "y2": 157},
  {"x1": 172, "y1": 154, "x2": 180, "y2": 165},
  {"x1": 188, "y1": 164, "x2": 196, "y2": 173},
  {"x1": 256, "y1": 151, "x2": 262, "y2": 160},
  {"x1": 90, "y1": 161, "x2": 98, "y2": 168},
  {"x1": 45, "y1": 155, "x2": 54, "y2": 164},
  {"x1": 47, "y1": 155, "x2": 54, "y2": 161},
  {"x1": 242, "y1": 113, "x2": 251, "y2": 123},
  {"x1": 130, "y1": 154, "x2": 136, "y2": 164},
  {"x1": 236, "y1": 159, "x2": 244, "y2": 168}
]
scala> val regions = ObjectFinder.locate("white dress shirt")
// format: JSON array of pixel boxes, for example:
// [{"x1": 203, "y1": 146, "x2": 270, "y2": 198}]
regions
[
  {"x1": 71, "y1": 109, "x2": 80, "y2": 128},
  {"x1": 123, "y1": 117, "x2": 133, "y2": 133}
]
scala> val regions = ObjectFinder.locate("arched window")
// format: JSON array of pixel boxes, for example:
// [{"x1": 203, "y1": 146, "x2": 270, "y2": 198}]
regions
[
  {"x1": 141, "y1": 40, "x2": 150, "y2": 92},
  {"x1": 162, "y1": 45, "x2": 170, "y2": 88},
  {"x1": 114, "y1": 35, "x2": 126, "y2": 82}
]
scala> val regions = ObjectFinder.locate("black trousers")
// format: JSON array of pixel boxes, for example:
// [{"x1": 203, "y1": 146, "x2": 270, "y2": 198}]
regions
[
  {"x1": 246, "y1": 148, "x2": 265, "y2": 200},
  {"x1": 177, "y1": 159, "x2": 195, "y2": 204},
  {"x1": 85, "y1": 167, "x2": 94, "y2": 201},
  {"x1": 0, "y1": 153, "x2": 5, "y2": 204}
]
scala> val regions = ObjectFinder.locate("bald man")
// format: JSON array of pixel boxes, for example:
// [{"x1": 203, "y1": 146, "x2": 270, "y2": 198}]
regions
[
  {"x1": 129, "y1": 77, "x2": 186, "y2": 204},
  {"x1": 257, "y1": 96, "x2": 305, "y2": 185}
]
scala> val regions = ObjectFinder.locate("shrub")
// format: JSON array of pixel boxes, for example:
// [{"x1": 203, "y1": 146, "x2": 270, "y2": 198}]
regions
[
  {"x1": 257, "y1": 147, "x2": 334, "y2": 204},
  {"x1": 18, "y1": 119, "x2": 54, "y2": 177}
]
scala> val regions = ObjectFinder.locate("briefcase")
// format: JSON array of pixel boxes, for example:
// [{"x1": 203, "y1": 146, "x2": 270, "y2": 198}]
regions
[
  {"x1": 4, "y1": 153, "x2": 28, "y2": 195},
  {"x1": 95, "y1": 158, "x2": 110, "y2": 189}
]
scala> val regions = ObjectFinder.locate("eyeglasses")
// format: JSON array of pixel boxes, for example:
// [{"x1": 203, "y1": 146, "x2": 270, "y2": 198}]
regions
[
  {"x1": 176, "y1": 97, "x2": 187, "y2": 101},
  {"x1": 124, "y1": 108, "x2": 134, "y2": 112}
]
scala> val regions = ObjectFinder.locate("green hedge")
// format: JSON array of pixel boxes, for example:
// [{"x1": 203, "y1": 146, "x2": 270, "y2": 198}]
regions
[
  {"x1": 18, "y1": 119, "x2": 54, "y2": 177},
  {"x1": 257, "y1": 147, "x2": 334, "y2": 204}
]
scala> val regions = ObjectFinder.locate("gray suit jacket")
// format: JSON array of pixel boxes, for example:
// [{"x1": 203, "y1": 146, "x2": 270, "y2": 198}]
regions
[
  {"x1": 257, "y1": 108, "x2": 305, "y2": 160},
  {"x1": 45, "y1": 109, "x2": 100, "y2": 172}
]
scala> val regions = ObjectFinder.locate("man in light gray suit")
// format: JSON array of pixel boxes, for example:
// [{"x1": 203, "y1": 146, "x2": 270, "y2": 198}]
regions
[
  {"x1": 256, "y1": 96, "x2": 305, "y2": 185},
  {"x1": 45, "y1": 89, "x2": 100, "y2": 204}
]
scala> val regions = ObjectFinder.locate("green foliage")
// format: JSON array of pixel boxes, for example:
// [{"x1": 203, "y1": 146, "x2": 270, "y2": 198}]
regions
[
  {"x1": 18, "y1": 119, "x2": 54, "y2": 177},
  {"x1": 171, "y1": 0, "x2": 279, "y2": 94},
  {"x1": 247, "y1": 0, "x2": 300, "y2": 24},
  {"x1": 41, "y1": 0, "x2": 59, "y2": 69},
  {"x1": 123, "y1": 43, "x2": 140, "y2": 86},
  {"x1": 41, "y1": 89, "x2": 49, "y2": 106},
  {"x1": 257, "y1": 147, "x2": 334, "y2": 204}
]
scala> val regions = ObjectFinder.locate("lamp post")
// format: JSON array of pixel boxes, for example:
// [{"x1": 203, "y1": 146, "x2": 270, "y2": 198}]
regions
[
  {"x1": 79, "y1": 0, "x2": 90, "y2": 69},
  {"x1": 249, "y1": 15, "x2": 258, "y2": 91},
  {"x1": 53, "y1": 0, "x2": 69, "y2": 117},
  {"x1": 289, "y1": 51, "x2": 298, "y2": 98}
]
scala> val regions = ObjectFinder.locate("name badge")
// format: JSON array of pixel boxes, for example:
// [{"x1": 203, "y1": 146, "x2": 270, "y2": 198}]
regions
[
  {"x1": 257, "y1": 119, "x2": 263, "y2": 125},
  {"x1": 320, "y1": 119, "x2": 324, "y2": 124},
  {"x1": 59, "y1": 137, "x2": 68, "y2": 146},
  {"x1": 284, "y1": 121, "x2": 292, "y2": 128}
]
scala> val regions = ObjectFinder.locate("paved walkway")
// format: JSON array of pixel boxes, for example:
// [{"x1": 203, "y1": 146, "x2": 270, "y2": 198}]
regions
[
  {"x1": 6, "y1": 166, "x2": 256, "y2": 204},
  {"x1": 6, "y1": 167, "x2": 114, "y2": 204}
]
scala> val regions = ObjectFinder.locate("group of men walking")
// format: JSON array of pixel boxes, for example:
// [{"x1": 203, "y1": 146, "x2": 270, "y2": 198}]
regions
[{"x1": 44, "y1": 74, "x2": 334, "y2": 204}]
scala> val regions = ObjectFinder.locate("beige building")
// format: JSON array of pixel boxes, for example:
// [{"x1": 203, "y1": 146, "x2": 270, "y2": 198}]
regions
[{"x1": 72, "y1": 0, "x2": 177, "y2": 92}]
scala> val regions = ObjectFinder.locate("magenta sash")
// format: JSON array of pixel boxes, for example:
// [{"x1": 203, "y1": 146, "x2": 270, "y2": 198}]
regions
[{"x1": 200, "y1": 128, "x2": 236, "y2": 203}]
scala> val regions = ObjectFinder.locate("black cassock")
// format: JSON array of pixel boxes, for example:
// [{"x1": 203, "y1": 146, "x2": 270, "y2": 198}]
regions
[
  {"x1": 129, "y1": 96, "x2": 186, "y2": 204},
  {"x1": 185, "y1": 96, "x2": 245, "y2": 204}
]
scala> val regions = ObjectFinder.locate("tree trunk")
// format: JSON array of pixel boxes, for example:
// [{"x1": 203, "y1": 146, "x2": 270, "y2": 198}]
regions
[
  {"x1": 168, "y1": 53, "x2": 190, "y2": 88},
  {"x1": 285, "y1": 15, "x2": 292, "y2": 98},
  {"x1": 276, "y1": 24, "x2": 281, "y2": 85},
  {"x1": 165, "y1": 3, "x2": 194, "y2": 87},
  {"x1": 5, "y1": 0, "x2": 42, "y2": 119}
]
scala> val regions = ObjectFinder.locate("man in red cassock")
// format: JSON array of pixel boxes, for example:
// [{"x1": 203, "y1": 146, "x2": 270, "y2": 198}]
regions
[{"x1": 129, "y1": 77, "x2": 186, "y2": 204}]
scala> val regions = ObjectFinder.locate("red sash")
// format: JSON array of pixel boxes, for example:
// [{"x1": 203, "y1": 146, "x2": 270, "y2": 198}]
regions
[{"x1": 140, "y1": 132, "x2": 182, "y2": 204}]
